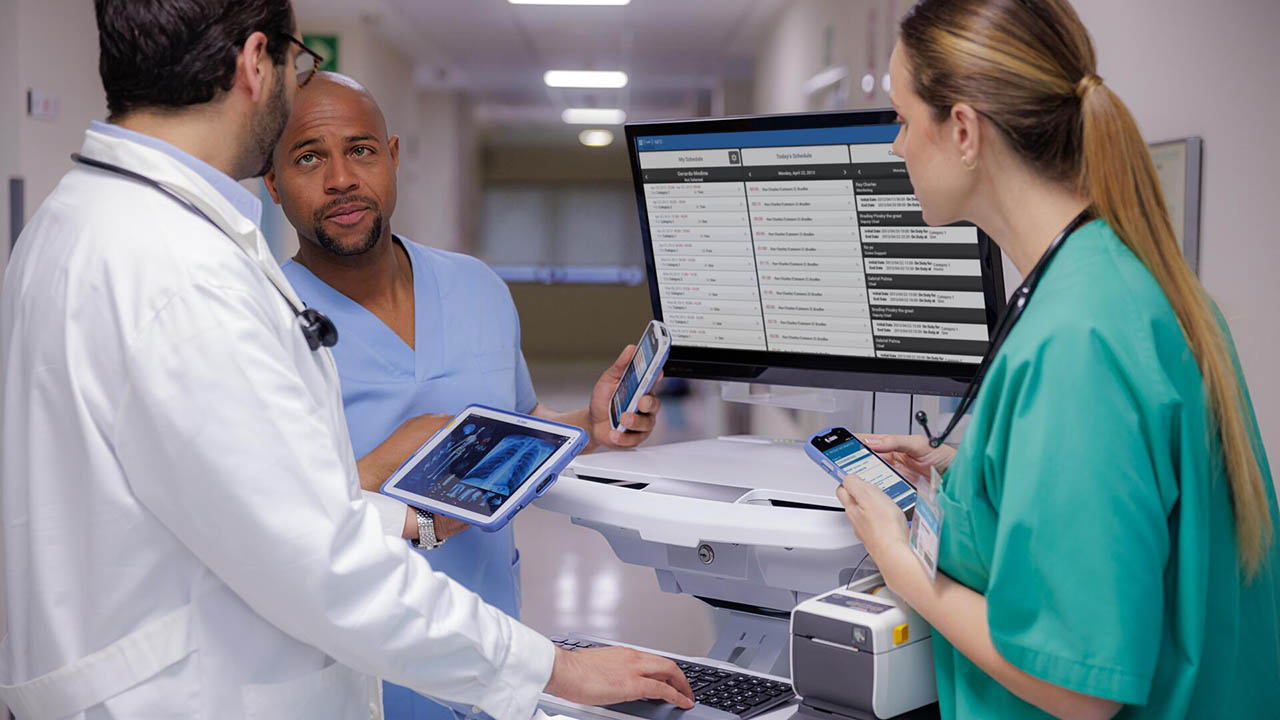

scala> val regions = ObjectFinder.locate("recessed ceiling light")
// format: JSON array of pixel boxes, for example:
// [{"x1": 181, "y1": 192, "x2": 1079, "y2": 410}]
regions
[
  {"x1": 511, "y1": 0, "x2": 630, "y2": 4},
  {"x1": 579, "y1": 129, "x2": 615, "y2": 147},
  {"x1": 562, "y1": 108, "x2": 627, "y2": 125},
  {"x1": 544, "y1": 70, "x2": 629, "y2": 89}
]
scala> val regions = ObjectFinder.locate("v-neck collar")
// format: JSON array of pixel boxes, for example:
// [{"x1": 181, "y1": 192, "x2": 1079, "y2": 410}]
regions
[{"x1": 287, "y1": 235, "x2": 444, "y2": 381}]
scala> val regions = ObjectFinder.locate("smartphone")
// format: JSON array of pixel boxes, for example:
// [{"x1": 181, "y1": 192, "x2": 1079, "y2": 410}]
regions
[
  {"x1": 806, "y1": 426, "x2": 917, "y2": 512},
  {"x1": 610, "y1": 320, "x2": 672, "y2": 433}
]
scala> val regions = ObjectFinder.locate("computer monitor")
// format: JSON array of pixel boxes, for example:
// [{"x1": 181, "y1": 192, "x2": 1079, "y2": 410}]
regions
[{"x1": 623, "y1": 109, "x2": 1007, "y2": 397}]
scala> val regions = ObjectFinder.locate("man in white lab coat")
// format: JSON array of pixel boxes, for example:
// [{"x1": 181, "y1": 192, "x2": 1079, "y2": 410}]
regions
[{"x1": 0, "y1": 2, "x2": 693, "y2": 719}]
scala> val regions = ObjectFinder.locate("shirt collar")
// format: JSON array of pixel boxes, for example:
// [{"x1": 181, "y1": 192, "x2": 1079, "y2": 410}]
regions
[{"x1": 89, "y1": 120, "x2": 263, "y2": 227}]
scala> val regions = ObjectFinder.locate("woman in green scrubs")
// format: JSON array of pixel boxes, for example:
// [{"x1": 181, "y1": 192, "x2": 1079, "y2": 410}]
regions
[{"x1": 837, "y1": 1, "x2": 1280, "y2": 719}]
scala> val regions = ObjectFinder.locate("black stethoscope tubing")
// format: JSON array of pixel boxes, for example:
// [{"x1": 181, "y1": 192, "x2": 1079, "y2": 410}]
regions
[
  {"x1": 915, "y1": 209, "x2": 1093, "y2": 448},
  {"x1": 70, "y1": 153, "x2": 338, "y2": 352}
]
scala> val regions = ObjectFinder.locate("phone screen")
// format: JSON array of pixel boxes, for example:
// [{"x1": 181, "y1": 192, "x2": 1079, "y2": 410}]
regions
[
  {"x1": 813, "y1": 430, "x2": 916, "y2": 511},
  {"x1": 611, "y1": 326, "x2": 659, "y2": 424}
]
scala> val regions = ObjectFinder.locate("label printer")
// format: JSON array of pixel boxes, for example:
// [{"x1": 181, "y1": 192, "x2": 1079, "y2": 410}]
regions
[{"x1": 789, "y1": 578, "x2": 937, "y2": 720}]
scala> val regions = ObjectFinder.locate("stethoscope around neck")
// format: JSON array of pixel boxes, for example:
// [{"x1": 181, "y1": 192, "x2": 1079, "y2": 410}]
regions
[
  {"x1": 70, "y1": 153, "x2": 338, "y2": 352},
  {"x1": 914, "y1": 209, "x2": 1093, "y2": 448}
]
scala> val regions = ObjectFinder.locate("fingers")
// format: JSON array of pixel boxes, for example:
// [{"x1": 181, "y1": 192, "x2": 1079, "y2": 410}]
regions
[
  {"x1": 859, "y1": 432, "x2": 928, "y2": 459},
  {"x1": 636, "y1": 393, "x2": 661, "y2": 415},
  {"x1": 840, "y1": 472, "x2": 870, "y2": 501},
  {"x1": 836, "y1": 484, "x2": 855, "y2": 510},
  {"x1": 633, "y1": 654, "x2": 694, "y2": 708},
  {"x1": 641, "y1": 654, "x2": 694, "y2": 699},
  {"x1": 638, "y1": 678, "x2": 695, "y2": 709},
  {"x1": 620, "y1": 405, "x2": 659, "y2": 433},
  {"x1": 610, "y1": 397, "x2": 661, "y2": 447},
  {"x1": 609, "y1": 430, "x2": 644, "y2": 448}
]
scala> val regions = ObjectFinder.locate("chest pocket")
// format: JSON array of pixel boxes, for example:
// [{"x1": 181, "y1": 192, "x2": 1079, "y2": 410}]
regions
[
  {"x1": 442, "y1": 347, "x2": 517, "y2": 411},
  {"x1": 936, "y1": 489, "x2": 992, "y2": 592},
  {"x1": 473, "y1": 348, "x2": 515, "y2": 372}
]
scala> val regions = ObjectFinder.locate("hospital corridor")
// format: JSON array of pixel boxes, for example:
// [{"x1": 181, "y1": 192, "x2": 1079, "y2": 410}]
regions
[{"x1": 1, "y1": 2, "x2": 1278, "y2": 720}]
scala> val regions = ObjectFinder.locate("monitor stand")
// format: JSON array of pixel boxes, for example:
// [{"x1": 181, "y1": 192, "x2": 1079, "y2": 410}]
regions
[{"x1": 720, "y1": 382, "x2": 869, "y2": 416}]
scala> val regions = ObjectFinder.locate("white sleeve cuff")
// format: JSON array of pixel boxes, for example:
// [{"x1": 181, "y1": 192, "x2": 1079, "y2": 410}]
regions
[
  {"x1": 363, "y1": 490, "x2": 410, "y2": 537},
  {"x1": 474, "y1": 619, "x2": 556, "y2": 720}
]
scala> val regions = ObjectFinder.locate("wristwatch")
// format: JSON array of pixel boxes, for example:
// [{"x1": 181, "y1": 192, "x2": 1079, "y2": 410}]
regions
[{"x1": 413, "y1": 510, "x2": 445, "y2": 550}]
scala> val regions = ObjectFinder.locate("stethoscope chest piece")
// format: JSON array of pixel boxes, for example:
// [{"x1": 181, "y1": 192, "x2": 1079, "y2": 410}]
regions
[{"x1": 299, "y1": 308, "x2": 339, "y2": 351}]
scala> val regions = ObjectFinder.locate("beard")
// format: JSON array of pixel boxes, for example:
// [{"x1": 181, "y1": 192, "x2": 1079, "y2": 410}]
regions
[
  {"x1": 311, "y1": 196, "x2": 385, "y2": 257},
  {"x1": 248, "y1": 68, "x2": 290, "y2": 178}
]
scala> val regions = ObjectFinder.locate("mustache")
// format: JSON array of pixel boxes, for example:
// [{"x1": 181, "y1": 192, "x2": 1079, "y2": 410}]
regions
[{"x1": 313, "y1": 195, "x2": 381, "y2": 222}]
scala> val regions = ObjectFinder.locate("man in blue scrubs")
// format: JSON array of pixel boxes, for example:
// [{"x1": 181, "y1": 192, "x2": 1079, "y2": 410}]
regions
[{"x1": 265, "y1": 73, "x2": 663, "y2": 719}]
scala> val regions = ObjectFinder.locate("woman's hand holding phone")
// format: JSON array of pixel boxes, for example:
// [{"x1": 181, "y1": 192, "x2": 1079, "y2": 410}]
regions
[
  {"x1": 858, "y1": 433, "x2": 958, "y2": 482},
  {"x1": 837, "y1": 472, "x2": 912, "y2": 562}
]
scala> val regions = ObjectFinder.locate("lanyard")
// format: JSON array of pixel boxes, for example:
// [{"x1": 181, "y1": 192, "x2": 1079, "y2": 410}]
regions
[
  {"x1": 914, "y1": 209, "x2": 1092, "y2": 448},
  {"x1": 70, "y1": 153, "x2": 338, "y2": 352}
]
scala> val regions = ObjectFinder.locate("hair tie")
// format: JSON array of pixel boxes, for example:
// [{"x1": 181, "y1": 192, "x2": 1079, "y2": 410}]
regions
[{"x1": 1075, "y1": 73, "x2": 1102, "y2": 99}]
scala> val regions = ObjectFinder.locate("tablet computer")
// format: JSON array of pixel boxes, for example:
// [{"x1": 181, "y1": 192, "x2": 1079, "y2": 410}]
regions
[{"x1": 380, "y1": 405, "x2": 588, "y2": 532}]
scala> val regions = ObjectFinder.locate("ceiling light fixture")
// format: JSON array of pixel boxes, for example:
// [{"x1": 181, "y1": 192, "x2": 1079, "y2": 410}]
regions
[
  {"x1": 510, "y1": 0, "x2": 630, "y2": 5},
  {"x1": 544, "y1": 70, "x2": 629, "y2": 89},
  {"x1": 562, "y1": 108, "x2": 627, "y2": 125},
  {"x1": 579, "y1": 129, "x2": 615, "y2": 147}
]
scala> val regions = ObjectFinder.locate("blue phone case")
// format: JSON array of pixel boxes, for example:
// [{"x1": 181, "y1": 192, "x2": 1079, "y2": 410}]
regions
[
  {"x1": 613, "y1": 327, "x2": 671, "y2": 432},
  {"x1": 805, "y1": 426, "x2": 852, "y2": 483},
  {"x1": 804, "y1": 426, "x2": 917, "y2": 487},
  {"x1": 380, "y1": 404, "x2": 588, "y2": 532}
]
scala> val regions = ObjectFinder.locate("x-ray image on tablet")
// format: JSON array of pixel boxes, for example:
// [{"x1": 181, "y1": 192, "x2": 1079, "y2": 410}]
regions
[{"x1": 381, "y1": 405, "x2": 587, "y2": 530}]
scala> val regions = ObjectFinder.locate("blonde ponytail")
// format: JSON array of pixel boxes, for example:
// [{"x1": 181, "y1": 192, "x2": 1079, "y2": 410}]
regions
[
  {"x1": 902, "y1": 0, "x2": 1272, "y2": 579},
  {"x1": 1078, "y1": 81, "x2": 1271, "y2": 578}
]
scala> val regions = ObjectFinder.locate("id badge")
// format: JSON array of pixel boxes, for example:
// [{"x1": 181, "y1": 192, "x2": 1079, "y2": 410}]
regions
[{"x1": 909, "y1": 467, "x2": 945, "y2": 581}]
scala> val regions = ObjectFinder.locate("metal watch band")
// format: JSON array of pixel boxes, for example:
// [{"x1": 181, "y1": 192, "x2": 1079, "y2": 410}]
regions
[{"x1": 414, "y1": 509, "x2": 444, "y2": 550}]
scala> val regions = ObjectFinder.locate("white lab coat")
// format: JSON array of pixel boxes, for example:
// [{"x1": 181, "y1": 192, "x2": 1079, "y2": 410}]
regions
[{"x1": 0, "y1": 129, "x2": 555, "y2": 719}]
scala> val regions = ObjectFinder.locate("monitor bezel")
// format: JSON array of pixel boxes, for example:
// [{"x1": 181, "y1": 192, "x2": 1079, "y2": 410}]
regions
[{"x1": 624, "y1": 109, "x2": 1007, "y2": 397}]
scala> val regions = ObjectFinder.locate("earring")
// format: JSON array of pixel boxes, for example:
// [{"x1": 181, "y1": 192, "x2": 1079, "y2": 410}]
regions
[{"x1": 961, "y1": 155, "x2": 977, "y2": 171}]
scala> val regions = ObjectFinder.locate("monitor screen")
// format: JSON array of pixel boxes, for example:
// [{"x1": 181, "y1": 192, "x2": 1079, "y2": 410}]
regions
[{"x1": 625, "y1": 110, "x2": 1006, "y2": 395}]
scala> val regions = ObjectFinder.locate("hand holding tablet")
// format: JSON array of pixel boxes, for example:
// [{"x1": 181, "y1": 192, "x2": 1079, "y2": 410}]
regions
[{"x1": 380, "y1": 405, "x2": 588, "y2": 531}]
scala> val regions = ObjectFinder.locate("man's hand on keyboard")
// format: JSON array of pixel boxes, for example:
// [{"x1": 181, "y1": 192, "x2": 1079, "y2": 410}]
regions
[{"x1": 545, "y1": 646, "x2": 696, "y2": 709}]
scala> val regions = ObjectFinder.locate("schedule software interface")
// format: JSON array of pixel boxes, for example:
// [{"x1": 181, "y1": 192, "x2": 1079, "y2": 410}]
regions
[{"x1": 636, "y1": 125, "x2": 991, "y2": 365}]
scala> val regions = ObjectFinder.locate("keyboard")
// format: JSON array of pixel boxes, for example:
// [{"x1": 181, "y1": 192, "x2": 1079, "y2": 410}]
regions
[{"x1": 549, "y1": 635, "x2": 796, "y2": 720}]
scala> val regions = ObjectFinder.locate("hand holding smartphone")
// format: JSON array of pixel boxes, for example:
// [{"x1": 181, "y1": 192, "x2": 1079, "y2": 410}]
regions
[
  {"x1": 806, "y1": 426, "x2": 918, "y2": 513},
  {"x1": 609, "y1": 321, "x2": 671, "y2": 433}
]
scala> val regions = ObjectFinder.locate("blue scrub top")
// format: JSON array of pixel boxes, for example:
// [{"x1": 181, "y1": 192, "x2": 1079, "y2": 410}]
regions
[{"x1": 282, "y1": 236, "x2": 538, "y2": 720}]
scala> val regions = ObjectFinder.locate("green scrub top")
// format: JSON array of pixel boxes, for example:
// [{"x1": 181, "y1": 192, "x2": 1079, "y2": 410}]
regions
[{"x1": 933, "y1": 219, "x2": 1280, "y2": 719}]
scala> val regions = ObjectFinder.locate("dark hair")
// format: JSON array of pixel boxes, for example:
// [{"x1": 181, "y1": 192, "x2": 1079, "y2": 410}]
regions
[{"x1": 95, "y1": 0, "x2": 295, "y2": 119}]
